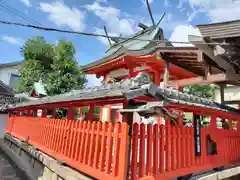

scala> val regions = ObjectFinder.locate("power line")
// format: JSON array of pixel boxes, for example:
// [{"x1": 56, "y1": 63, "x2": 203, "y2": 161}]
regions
[
  {"x1": 0, "y1": 20, "x2": 230, "y2": 46},
  {"x1": 0, "y1": 1, "x2": 42, "y2": 26},
  {"x1": 0, "y1": 1, "x2": 71, "y2": 47}
]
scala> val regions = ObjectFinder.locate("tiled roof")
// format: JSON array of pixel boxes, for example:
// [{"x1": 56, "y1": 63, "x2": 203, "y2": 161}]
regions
[
  {"x1": 0, "y1": 61, "x2": 24, "y2": 68},
  {"x1": 9, "y1": 73, "x2": 240, "y2": 115}
]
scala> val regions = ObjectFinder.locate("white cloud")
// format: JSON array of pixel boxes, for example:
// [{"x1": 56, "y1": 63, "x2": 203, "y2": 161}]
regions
[
  {"x1": 1, "y1": 36, "x2": 23, "y2": 46},
  {"x1": 187, "y1": 0, "x2": 240, "y2": 22},
  {"x1": 40, "y1": 1, "x2": 85, "y2": 31},
  {"x1": 20, "y1": 0, "x2": 31, "y2": 7},
  {"x1": 84, "y1": 2, "x2": 135, "y2": 44},
  {"x1": 95, "y1": 28, "x2": 118, "y2": 46},
  {"x1": 164, "y1": 0, "x2": 170, "y2": 7},
  {"x1": 169, "y1": 25, "x2": 201, "y2": 47},
  {"x1": 86, "y1": 74, "x2": 102, "y2": 87},
  {"x1": 187, "y1": 8, "x2": 199, "y2": 22},
  {"x1": 152, "y1": 13, "x2": 188, "y2": 33},
  {"x1": 141, "y1": 0, "x2": 154, "y2": 5}
]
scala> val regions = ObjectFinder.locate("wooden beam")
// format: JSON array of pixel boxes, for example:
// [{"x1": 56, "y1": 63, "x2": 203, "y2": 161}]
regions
[
  {"x1": 224, "y1": 100, "x2": 240, "y2": 105},
  {"x1": 204, "y1": 61, "x2": 212, "y2": 80},
  {"x1": 168, "y1": 73, "x2": 227, "y2": 87},
  {"x1": 189, "y1": 35, "x2": 238, "y2": 78}
]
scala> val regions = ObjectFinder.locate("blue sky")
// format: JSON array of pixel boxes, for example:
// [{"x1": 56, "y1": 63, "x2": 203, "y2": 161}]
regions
[{"x1": 0, "y1": 0, "x2": 240, "y2": 68}]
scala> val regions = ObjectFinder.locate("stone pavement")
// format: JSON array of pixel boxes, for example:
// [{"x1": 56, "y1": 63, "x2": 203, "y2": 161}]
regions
[{"x1": 0, "y1": 149, "x2": 28, "y2": 180}]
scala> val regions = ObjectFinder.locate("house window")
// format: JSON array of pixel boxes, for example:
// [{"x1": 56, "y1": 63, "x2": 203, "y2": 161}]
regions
[{"x1": 9, "y1": 73, "x2": 20, "y2": 90}]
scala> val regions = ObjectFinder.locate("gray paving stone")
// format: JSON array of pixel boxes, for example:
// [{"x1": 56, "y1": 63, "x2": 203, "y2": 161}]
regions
[{"x1": 0, "y1": 151, "x2": 27, "y2": 180}]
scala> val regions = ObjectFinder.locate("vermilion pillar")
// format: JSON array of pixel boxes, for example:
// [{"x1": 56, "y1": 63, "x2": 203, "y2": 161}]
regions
[
  {"x1": 210, "y1": 115, "x2": 217, "y2": 129},
  {"x1": 88, "y1": 104, "x2": 95, "y2": 121},
  {"x1": 41, "y1": 108, "x2": 47, "y2": 117},
  {"x1": 67, "y1": 106, "x2": 75, "y2": 120}
]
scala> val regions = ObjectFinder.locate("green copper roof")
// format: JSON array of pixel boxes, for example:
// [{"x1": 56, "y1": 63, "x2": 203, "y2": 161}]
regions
[
  {"x1": 81, "y1": 26, "x2": 172, "y2": 71},
  {"x1": 106, "y1": 27, "x2": 163, "y2": 55},
  {"x1": 30, "y1": 80, "x2": 47, "y2": 97}
]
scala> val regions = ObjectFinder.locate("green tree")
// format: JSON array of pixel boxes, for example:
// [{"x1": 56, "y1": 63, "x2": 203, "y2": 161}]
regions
[
  {"x1": 183, "y1": 84, "x2": 216, "y2": 99},
  {"x1": 18, "y1": 37, "x2": 87, "y2": 95},
  {"x1": 45, "y1": 40, "x2": 86, "y2": 95}
]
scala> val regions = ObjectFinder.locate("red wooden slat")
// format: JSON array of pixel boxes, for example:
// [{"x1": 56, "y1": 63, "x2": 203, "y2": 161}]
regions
[
  {"x1": 182, "y1": 127, "x2": 187, "y2": 168},
  {"x1": 50, "y1": 119, "x2": 57, "y2": 150},
  {"x1": 112, "y1": 123, "x2": 120, "y2": 176},
  {"x1": 171, "y1": 126, "x2": 176, "y2": 170},
  {"x1": 106, "y1": 123, "x2": 114, "y2": 174},
  {"x1": 159, "y1": 125, "x2": 164, "y2": 173},
  {"x1": 191, "y1": 128, "x2": 195, "y2": 166},
  {"x1": 74, "y1": 121, "x2": 82, "y2": 161},
  {"x1": 153, "y1": 124, "x2": 159, "y2": 175},
  {"x1": 58, "y1": 120, "x2": 66, "y2": 154},
  {"x1": 176, "y1": 127, "x2": 181, "y2": 169},
  {"x1": 52, "y1": 119, "x2": 60, "y2": 152},
  {"x1": 139, "y1": 124, "x2": 145, "y2": 177},
  {"x1": 187, "y1": 127, "x2": 191, "y2": 167},
  {"x1": 93, "y1": 122, "x2": 101, "y2": 169},
  {"x1": 99, "y1": 123, "x2": 108, "y2": 171},
  {"x1": 44, "y1": 118, "x2": 51, "y2": 148},
  {"x1": 146, "y1": 124, "x2": 153, "y2": 175},
  {"x1": 83, "y1": 121, "x2": 92, "y2": 164},
  {"x1": 41, "y1": 118, "x2": 49, "y2": 147},
  {"x1": 117, "y1": 123, "x2": 129, "y2": 180},
  {"x1": 79, "y1": 121, "x2": 87, "y2": 163},
  {"x1": 88, "y1": 122, "x2": 96, "y2": 166},
  {"x1": 60, "y1": 120, "x2": 68, "y2": 154},
  {"x1": 166, "y1": 121, "x2": 171, "y2": 172},
  {"x1": 131, "y1": 123, "x2": 139, "y2": 180},
  {"x1": 65, "y1": 120, "x2": 73, "y2": 157},
  {"x1": 70, "y1": 121, "x2": 78, "y2": 159}
]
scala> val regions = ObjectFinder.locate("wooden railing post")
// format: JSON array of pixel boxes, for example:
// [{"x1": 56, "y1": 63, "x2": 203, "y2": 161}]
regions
[{"x1": 118, "y1": 123, "x2": 129, "y2": 180}]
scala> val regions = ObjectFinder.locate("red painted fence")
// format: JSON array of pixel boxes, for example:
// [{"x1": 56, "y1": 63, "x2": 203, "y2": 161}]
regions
[
  {"x1": 130, "y1": 122, "x2": 240, "y2": 180},
  {"x1": 5, "y1": 116, "x2": 240, "y2": 180},
  {"x1": 6, "y1": 116, "x2": 129, "y2": 180}
]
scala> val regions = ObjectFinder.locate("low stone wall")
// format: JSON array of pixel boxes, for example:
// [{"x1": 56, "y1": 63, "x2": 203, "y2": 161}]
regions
[{"x1": 0, "y1": 134, "x2": 93, "y2": 180}]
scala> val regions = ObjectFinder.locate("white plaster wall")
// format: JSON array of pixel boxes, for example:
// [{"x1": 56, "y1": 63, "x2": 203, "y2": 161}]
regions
[
  {"x1": 0, "y1": 65, "x2": 21, "y2": 86},
  {"x1": 215, "y1": 86, "x2": 240, "y2": 100},
  {"x1": 214, "y1": 86, "x2": 240, "y2": 108},
  {"x1": 0, "y1": 114, "x2": 8, "y2": 138}
]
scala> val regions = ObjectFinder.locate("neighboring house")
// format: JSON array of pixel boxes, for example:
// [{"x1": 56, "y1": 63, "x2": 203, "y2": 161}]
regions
[
  {"x1": 214, "y1": 85, "x2": 240, "y2": 108},
  {"x1": 0, "y1": 61, "x2": 24, "y2": 90},
  {"x1": 0, "y1": 61, "x2": 23, "y2": 138}
]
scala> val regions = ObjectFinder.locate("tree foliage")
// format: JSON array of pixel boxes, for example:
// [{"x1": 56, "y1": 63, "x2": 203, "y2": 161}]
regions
[
  {"x1": 183, "y1": 84, "x2": 216, "y2": 99},
  {"x1": 18, "y1": 36, "x2": 87, "y2": 95}
]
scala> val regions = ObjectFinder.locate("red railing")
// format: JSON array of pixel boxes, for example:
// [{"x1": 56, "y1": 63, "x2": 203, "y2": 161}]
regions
[
  {"x1": 6, "y1": 116, "x2": 240, "y2": 180},
  {"x1": 130, "y1": 122, "x2": 240, "y2": 180},
  {"x1": 6, "y1": 116, "x2": 129, "y2": 180}
]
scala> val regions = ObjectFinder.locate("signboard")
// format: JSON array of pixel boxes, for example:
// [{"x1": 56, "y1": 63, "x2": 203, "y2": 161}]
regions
[{"x1": 194, "y1": 114, "x2": 201, "y2": 156}]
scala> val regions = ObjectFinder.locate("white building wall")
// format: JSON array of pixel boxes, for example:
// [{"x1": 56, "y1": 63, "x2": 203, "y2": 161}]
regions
[
  {"x1": 0, "y1": 65, "x2": 21, "y2": 86},
  {"x1": 214, "y1": 86, "x2": 240, "y2": 108},
  {"x1": 0, "y1": 114, "x2": 8, "y2": 138}
]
